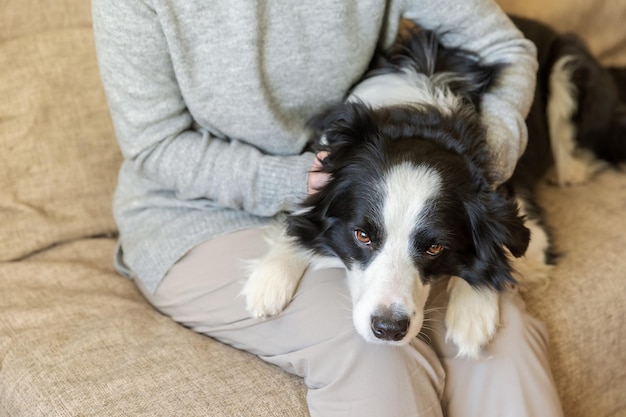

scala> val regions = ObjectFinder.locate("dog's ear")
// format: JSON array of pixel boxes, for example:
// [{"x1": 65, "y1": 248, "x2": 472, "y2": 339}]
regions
[
  {"x1": 290, "y1": 103, "x2": 379, "y2": 257},
  {"x1": 308, "y1": 101, "x2": 378, "y2": 155},
  {"x1": 287, "y1": 192, "x2": 339, "y2": 258},
  {"x1": 461, "y1": 189, "x2": 530, "y2": 289},
  {"x1": 307, "y1": 102, "x2": 348, "y2": 134}
]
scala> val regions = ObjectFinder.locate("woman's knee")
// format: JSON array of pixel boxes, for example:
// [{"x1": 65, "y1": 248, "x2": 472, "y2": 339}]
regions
[
  {"x1": 269, "y1": 329, "x2": 445, "y2": 417},
  {"x1": 487, "y1": 290, "x2": 549, "y2": 356},
  {"x1": 133, "y1": 231, "x2": 268, "y2": 329}
]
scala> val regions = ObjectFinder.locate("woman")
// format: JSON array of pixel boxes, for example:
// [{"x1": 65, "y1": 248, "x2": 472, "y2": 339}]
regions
[{"x1": 93, "y1": 1, "x2": 564, "y2": 415}]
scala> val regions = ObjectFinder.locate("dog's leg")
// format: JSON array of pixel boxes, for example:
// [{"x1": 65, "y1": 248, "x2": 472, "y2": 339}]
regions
[
  {"x1": 445, "y1": 276, "x2": 500, "y2": 358},
  {"x1": 510, "y1": 197, "x2": 555, "y2": 291},
  {"x1": 241, "y1": 227, "x2": 310, "y2": 318},
  {"x1": 547, "y1": 55, "x2": 605, "y2": 186}
]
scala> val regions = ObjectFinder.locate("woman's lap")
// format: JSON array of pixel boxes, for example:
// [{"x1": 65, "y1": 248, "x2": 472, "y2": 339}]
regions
[{"x1": 135, "y1": 227, "x2": 563, "y2": 417}]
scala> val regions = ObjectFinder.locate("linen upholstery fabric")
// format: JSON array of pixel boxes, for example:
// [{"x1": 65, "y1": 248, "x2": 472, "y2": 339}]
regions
[
  {"x1": 0, "y1": 239, "x2": 309, "y2": 416},
  {"x1": 529, "y1": 174, "x2": 626, "y2": 417},
  {"x1": 498, "y1": 0, "x2": 626, "y2": 66},
  {"x1": 0, "y1": 27, "x2": 120, "y2": 261},
  {"x1": 0, "y1": 0, "x2": 624, "y2": 416},
  {"x1": 0, "y1": 0, "x2": 92, "y2": 42}
]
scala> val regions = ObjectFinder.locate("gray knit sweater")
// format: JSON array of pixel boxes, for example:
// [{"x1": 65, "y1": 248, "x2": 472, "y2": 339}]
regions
[{"x1": 92, "y1": 0, "x2": 537, "y2": 293}]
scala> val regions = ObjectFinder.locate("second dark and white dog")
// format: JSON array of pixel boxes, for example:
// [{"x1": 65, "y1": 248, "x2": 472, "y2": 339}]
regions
[{"x1": 242, "y1": 17, "x2": 626, "y2": 358}]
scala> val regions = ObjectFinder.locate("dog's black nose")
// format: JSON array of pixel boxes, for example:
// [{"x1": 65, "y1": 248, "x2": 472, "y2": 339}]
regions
[{"x1": 371, "y1": 314, "x2": 410, "y2": 342}]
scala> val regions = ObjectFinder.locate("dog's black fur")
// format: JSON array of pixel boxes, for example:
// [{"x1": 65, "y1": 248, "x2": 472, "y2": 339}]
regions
[
  {"x1": 288, "y1": 16, "x2": 626, "y2": 293},
  {"x1": 242, "y1": 16, "x2": 626, "y2": 352},
  {"x1": 512, "y1": 17, "x2": 626, "y2": 186}
]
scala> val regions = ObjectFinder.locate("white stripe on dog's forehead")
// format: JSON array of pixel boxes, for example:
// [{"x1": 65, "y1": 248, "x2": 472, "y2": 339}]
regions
[{"x1": 382, "y1": 163, "x2": 441, "y2": 240}]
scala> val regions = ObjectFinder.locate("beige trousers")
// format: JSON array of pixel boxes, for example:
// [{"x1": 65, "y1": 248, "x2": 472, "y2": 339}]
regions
[{"x1": 136, "y1": 228, "x2": 564, "y2": 417}]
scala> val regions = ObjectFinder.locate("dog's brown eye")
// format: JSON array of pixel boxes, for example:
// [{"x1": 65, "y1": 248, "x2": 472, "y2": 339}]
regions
[
  {"x1": 425, "y1": 244, "x2": 444, "y2": 257},
  {"x1": 354, "y1": 229, "x2": 372, "y2": 245}
]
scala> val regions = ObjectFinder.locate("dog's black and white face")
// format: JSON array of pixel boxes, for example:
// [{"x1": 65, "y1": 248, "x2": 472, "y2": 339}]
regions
[
  {"x1": 285, "y1": 28, "x2": 531, "y2": 345},
  {"x1": 289, "y1": 102, "x2": 529, "y2": 345}
]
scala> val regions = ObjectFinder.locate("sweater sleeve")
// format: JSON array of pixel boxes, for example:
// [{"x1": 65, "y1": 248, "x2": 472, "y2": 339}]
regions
[
  {"x1": 92, "y1": 0, "x2": 314, "y2": 217},
  {"x1": 403, "y1": 0, "x2": 538, "y2": 184}
]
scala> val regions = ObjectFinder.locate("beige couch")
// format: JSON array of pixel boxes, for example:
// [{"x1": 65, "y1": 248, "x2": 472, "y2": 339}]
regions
[{"x1": 1, "y1": 1, "x2": 624, "y2": 416}]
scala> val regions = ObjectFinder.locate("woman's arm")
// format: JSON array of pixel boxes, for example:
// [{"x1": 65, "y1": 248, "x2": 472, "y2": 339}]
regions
[
  {"x1": 404, "y1": 0, "x2": 538, "y2": 184},
  {"x1": 92, "y1": 0, "x2": 315, "y2": 217}
]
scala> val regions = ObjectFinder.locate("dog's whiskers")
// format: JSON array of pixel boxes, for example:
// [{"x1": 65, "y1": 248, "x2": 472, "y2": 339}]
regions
[{"x1": 417, "y1": 330, "x2": 433, "y2": 345}]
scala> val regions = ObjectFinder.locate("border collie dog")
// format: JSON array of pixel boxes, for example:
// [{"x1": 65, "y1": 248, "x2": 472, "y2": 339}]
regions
[{"x1": 242, "y1": 17, "x2": 626, "y2": 357}]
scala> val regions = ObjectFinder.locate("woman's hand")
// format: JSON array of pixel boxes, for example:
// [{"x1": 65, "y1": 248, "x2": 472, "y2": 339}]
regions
[{"x1": 307, "y1": 151, "x2": 330, "y2": 196}]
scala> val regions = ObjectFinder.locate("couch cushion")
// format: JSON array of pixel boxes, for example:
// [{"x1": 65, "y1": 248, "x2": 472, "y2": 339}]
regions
[
  {"x1": 0, "y1": 28, "x2": 121, "y2": 261},
  {"x1": 0, "y1": 0, "x2": 92, "y2": 42},
  {"x1": 526, "y1": 170, "x2": 626, "y2": 417},
  {"x1": 0, "y1": 238, "x2": 309, "y2": 417},
  {"x1": 498, "y1": 0, "x2": 626, "y2": 66}
]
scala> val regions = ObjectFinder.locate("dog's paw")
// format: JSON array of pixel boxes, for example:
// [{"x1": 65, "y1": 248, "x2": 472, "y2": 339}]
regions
[
  {"x1": 242, "y1": 260, "x2": 303, "y2": 318},
  {"x1": 445, "y1": 278, "x2": 499, "y2": 358}
]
